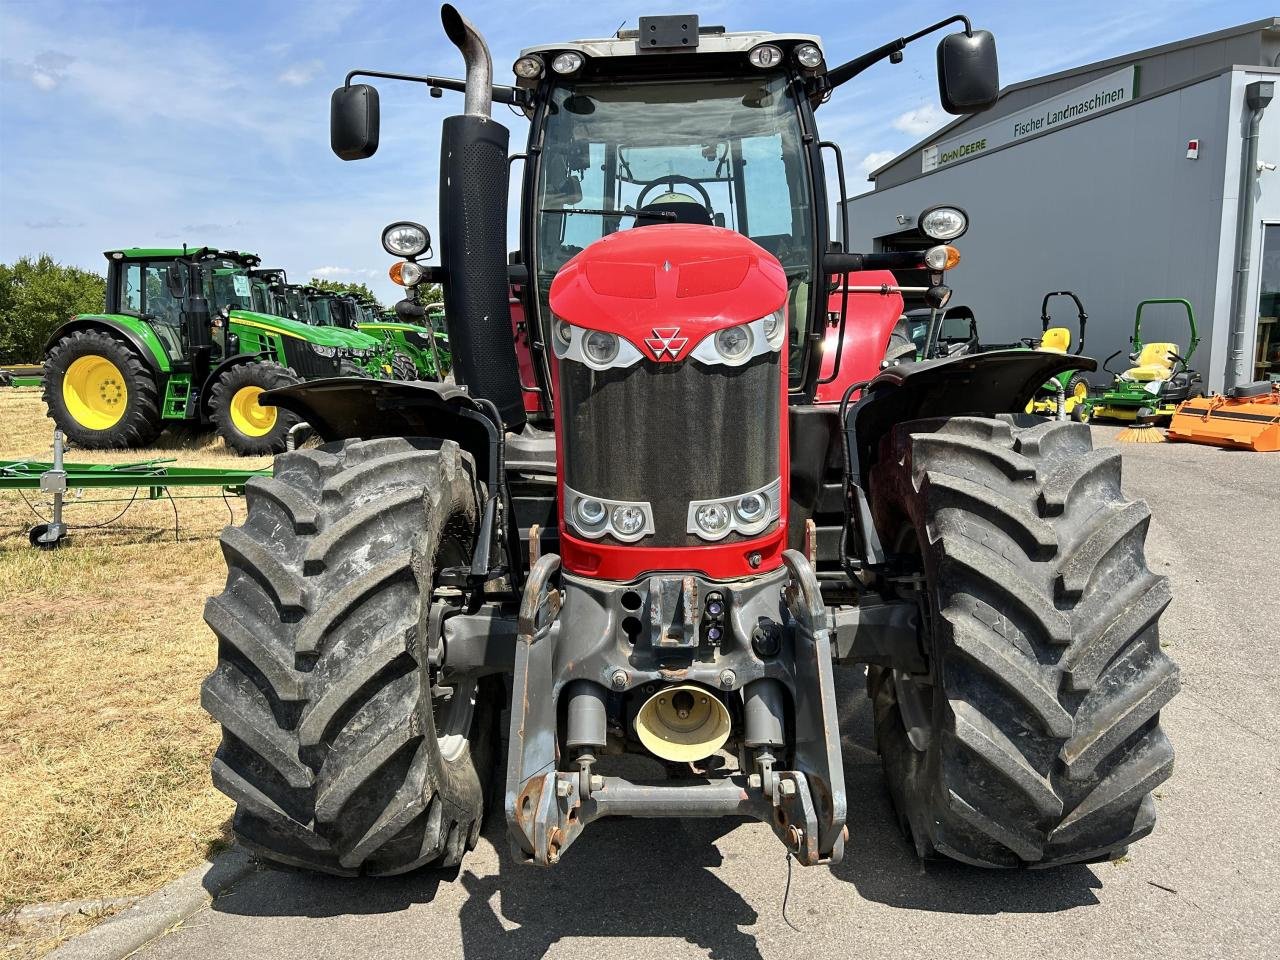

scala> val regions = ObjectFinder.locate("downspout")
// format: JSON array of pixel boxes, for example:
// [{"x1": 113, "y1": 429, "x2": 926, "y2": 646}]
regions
[{"x1": 1225, "y1": 80, "x2": 1274, "y2": 391}]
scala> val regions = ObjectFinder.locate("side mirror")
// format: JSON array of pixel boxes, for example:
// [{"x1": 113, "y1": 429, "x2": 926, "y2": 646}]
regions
[
  {"x1": 330, "y1": 84, "x2": 380, "y2": 161},
  {"x1": 937, "y1": 30, "x2": 999, "y2": 114},
  {"x1": 165, "y1": 263, "x2": 187, "y2": 298}
]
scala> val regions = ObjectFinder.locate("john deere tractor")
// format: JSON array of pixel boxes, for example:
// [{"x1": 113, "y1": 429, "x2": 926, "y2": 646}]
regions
[
  {"x1": 43, "y1": 248, "x2": 389, "y2": 455},
  {"x1": 202, "y1": 5, "x2": 1179, "y2": 880}
]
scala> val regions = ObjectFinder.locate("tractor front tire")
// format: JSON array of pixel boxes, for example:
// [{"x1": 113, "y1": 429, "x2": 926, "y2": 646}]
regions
[
  {"x1": 202, "y1": 437, "x2": 498, "y2": 876},
  {"x1": 209, "y1": 361, "x2": 301, "y2": 456},
  {"x1": 868, "y1": 416, "x2": 1178, "y2": 868},
  {"x1": 44, "y1": 329, "x2": 162, "y2": 448}
]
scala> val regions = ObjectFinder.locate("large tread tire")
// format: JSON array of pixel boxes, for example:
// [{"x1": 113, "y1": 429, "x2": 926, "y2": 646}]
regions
[
  {"x1": 202, "y1": 437, "x2": 498, "y2": 876},
  {"x1": 43, "y1": 329, "x2": 163, "y2": 448},
  {"x1": 867, "y1": 415, "x2": 1178, "y2": 868},
  {"x1": 208, "y1": 361, "x2": 301, "y2": 456}
]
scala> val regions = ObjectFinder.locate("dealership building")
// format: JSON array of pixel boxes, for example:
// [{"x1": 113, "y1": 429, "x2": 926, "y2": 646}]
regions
[{"x1": 846, "y1": 18, "x2": 1280, "y2": 391}]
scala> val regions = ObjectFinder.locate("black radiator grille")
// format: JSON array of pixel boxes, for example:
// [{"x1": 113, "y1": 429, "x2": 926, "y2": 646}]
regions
[{"x1": 560, "y1": 352, "x2": 781, "y2": 547}]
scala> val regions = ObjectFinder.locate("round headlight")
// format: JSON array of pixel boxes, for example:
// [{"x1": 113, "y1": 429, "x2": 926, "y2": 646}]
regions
[
  {"x1": 576, "y1": 497, "x2": 606, "y2": 527},
  {"x1": 735, "y1": 492, "x2": 767, "y2": 523},
  {"x1": 748, "y1": 44, "x2": 784, "y2": 69},
  {"x1": 513, "y1": 56, "x2": 543, "y2": 79},
  {"x1": 398, "y1": 261, "x2": 425, "y2": 286},
  {"x1": 611, "y1": 505, "x2": 646, "y2": 538},
  {"x1": 381, "y1": 221, "x2": 431, "y2": 258},
  {"x1": 715, "y1": 325, "x2": 753, "y2": 362},
  {"x1": 919, "y1": 205, "x2": 968, "y2": 241},
  {"x1": 794, "y1": 43, "x2": 823, "y2": 69},
  {"x1": 583, "y1": 330, "x2": 619, "y2": 366},
  {"x1": 551, "y1": 51, "x2": 584, "y2": 75},
  {"x1": 311, "y1": 344, "x2": 337, "y2": 358},
  {"x1": 554, "y1": 318, "x2": 572, "y2": 346},
  {"x1": 762, "y1": 309, "x2": 785, "y2": 346},
  {"x1": 695, "y1": 503, "x2": 731, "y2": 537}
]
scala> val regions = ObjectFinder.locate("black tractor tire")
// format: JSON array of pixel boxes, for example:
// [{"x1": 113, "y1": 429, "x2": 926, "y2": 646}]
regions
[
  {"x1": 867, "y1": 415, "x2": 1178, "y2": 868},
  {"x1": 43, "y1": 329, "x2": 163, "y2": 448},
  {"x1": 883, "y1": 317, "x2": 918, "y2": 366},
  {"x1": 391, "y1": 353, "x2": 419, "y2": 381},
  {"x1": 208, "y1": 361, "x2": 301, "y2": 456},
  {"x1": 202, "y1": 437, "x2": 498, "y2": 876},
  {"x1": 1071, "y1": 402, "x2": 1092, "y2": 424}
]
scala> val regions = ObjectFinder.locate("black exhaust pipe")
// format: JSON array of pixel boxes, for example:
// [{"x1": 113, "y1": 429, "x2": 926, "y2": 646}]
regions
[{"x1": 438, "y1": 4, "x2": 526, "y2": 430}]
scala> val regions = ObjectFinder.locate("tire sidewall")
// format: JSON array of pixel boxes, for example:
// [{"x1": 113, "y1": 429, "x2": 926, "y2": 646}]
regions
[{"x1": 209, "y1": 361, "x2": 300, "y2": 456}]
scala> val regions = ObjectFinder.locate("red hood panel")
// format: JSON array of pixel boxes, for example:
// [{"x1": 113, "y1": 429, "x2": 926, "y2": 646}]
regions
[{"x1": 550, "y1": 224, "x2": 787, "y2": 360}]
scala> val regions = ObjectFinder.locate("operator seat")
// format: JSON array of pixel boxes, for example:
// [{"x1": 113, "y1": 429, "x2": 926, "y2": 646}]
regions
[
  {"x1": 1039, "y1": 327, "x2": 1071, "y2": 353},
  {"x1": 1123, "y1": 342, "x2": 1179, "y2": 381}
]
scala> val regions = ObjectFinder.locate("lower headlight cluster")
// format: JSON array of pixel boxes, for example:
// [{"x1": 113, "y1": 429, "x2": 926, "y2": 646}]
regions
[
  {"x1": 310, "y1": 344, "x2": 338, "y2": 358},
  {"x1": 687, "y1": 477, "x2": 782, "y2": 541},
  {"x1": 564, "y1": 485, "x2": 655, "y2": 543}
]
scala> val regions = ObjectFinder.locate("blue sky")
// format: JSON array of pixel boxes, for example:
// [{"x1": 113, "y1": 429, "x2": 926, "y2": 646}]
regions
[{"x1": 0, "y1": 0, "x2": 1264, "y2": 305}]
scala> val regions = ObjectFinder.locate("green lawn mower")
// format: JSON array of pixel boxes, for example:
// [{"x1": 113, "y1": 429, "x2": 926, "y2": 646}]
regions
[
  {"x1": 1025, "y1": 290, "x2": 1091, "y2": 417},
  {"x1": 43, "y1": 247, "x2": 389, "y2": 455},
  {"x1": 1074, "y1": 297, "x2": 1203, "y2": 425}
]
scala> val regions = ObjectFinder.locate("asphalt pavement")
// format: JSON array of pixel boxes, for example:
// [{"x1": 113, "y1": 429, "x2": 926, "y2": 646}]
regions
[{"x1": 133, "y1": 426, "x2": 1280, "y2": 960}]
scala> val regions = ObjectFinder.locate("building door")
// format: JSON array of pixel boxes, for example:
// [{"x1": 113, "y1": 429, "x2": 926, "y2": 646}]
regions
[{"x1": 1257, "y1": 223, "x2": 1280, "y2": 382}]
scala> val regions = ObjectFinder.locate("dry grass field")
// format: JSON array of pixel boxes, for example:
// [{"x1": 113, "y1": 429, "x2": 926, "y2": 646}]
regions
[{"x1": 0, "y1": 388, "x2": 266, "y2": 956}]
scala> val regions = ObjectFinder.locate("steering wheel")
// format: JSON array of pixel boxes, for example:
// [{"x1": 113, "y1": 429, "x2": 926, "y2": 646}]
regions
[
  {"x1": 1020, "y1": 336, "x2": 1040, "y2": 348},
  {"x1": 635, "y1": 175, "x2": 713, "y2": 212}
]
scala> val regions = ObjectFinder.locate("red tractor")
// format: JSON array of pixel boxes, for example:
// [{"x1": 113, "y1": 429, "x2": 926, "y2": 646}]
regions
[{"x1": 202, "y1": 5, "x2": 1178, "y2": 877}]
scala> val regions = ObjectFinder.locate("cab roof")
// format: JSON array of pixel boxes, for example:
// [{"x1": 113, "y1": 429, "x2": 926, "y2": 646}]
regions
[
  {"x1": 104, "y1": 247, "x2": 261, "y2": 266},
  {"x1": 519, "y1": 28, "x2": 822, "y2": 63}
]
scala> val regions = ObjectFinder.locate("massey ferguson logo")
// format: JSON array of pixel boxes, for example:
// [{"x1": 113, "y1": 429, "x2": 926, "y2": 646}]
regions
[{"x1": 644, "y1": 327, "x2": 687, "y2": 360}]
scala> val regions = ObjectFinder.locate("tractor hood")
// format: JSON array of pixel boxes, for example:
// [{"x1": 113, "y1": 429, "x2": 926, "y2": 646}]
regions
[{"x1": 229, "y1": 310, "x2": 382, "y2": 349}]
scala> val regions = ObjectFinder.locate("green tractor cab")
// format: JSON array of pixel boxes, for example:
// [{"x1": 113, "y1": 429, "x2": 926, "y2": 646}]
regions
[
  {"x1": 42, "y1": 247, "x2": 388, "y2": 455},
  {"x1": 907, "y1": 304, "x2": 980, "y2": 359},
  {"x1": 1025, "y1": 290, "x2": 1091, "y2": 416},
  {"x1": 1074, "y1": 297, "x2": 1203, "y2": 424}
]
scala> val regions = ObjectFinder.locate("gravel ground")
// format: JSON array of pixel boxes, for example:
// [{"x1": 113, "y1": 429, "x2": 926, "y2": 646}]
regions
[{"x1": 131, "y1": 425, "x2": 1280, "y2": 960}]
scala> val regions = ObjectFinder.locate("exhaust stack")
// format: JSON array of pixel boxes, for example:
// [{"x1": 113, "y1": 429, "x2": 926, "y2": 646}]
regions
[{"x1": 437, "y1": 4, "x2": 526, "y2": 429}]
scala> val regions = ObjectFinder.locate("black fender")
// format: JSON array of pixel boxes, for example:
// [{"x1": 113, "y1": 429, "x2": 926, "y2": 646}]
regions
[
  {"x1": 43, "y1": 317, "x2": 163, "y2": 378},
  {"x1": 845, "y1": 349, "x2": 1097, "y2": 565}
]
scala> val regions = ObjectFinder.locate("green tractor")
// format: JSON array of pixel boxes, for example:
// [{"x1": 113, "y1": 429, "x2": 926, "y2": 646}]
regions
[
  {"x1": 1024, "y1": 291, "x2": 1091, "y2": 417},
  {"x1": 1074, "y1": 297, "x2": 1202, "y2": 424},
  {"x1": 43, "y1": 247, "x2": 388, "y2": 455}
]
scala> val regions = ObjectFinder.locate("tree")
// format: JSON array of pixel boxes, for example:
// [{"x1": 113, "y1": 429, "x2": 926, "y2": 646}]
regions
[
  {"x1": 0, "y1": 255, "x2": 106, "y2": 364},
  {"x1": 307, "y1": 278, "x2": 382, "y2": 308}
]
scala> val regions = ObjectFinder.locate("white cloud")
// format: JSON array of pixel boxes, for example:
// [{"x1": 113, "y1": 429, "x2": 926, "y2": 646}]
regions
[
  {"x1": 892, "y1": 105, "x2": 946, "y2": 137},
  {"x1": 277, "y1": 60, "x2": 322, "y2": 87},
  {"x1": 860, "y1": 150, "x2": 897, "y2": 176},
  {"x1": 310, "y1": 266, "x2": 377, "y2": 279}
]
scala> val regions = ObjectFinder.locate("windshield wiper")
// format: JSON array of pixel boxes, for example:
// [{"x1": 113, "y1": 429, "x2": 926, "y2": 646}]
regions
[{"x1": 540, "y1": 207, "x2": 676, "y2": 221}]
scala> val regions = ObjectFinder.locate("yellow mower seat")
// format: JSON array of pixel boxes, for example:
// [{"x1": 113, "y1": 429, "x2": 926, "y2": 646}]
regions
[
  {"x1": 1039, "y1": 327, "x2": 1071, "y2": 353},
  {"x1": 1123, "y1": 342, "x2": 1179, "y2": 381}
]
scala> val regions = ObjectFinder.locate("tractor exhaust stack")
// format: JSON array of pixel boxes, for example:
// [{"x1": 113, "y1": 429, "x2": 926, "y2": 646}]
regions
[{"x1": 437, "y1": 3, "x2": 526, "y2": 428}]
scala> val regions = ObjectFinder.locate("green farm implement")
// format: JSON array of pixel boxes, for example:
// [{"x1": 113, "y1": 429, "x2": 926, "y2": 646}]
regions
[
  {"x1": 1075, "y1": 297, "x2": 1203, "y2": 425},
  {"x1": 42, "y1": 248, "x2": 391, "y2": 456},
  {"x1": 1, "y1": 365, "x2": 44, "y2": 388}
]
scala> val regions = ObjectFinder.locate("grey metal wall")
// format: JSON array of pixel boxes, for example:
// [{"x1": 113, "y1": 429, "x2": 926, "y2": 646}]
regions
[{"x1": 845, "y1": 73, "x2": 1233, "y2": 388}]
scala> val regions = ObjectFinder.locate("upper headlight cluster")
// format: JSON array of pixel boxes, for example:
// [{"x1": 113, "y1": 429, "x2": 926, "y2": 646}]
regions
[
  {"x1": 564, "y1": 486, "x2": 654, "y2": 543},
  {"x1": 687, "y1": 478, "x2": 782, "y2": 541},
  {"x1": 690, "y1": 309, "x2": 786, "y2": 367},
  {"x1": 551, "y1": 317, "x2": 644, "y2": 370}
]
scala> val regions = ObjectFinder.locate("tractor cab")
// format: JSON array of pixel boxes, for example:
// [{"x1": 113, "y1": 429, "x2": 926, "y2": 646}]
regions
[{"x1": 249, "y1": 268, "x2": 292, "y2": 318}]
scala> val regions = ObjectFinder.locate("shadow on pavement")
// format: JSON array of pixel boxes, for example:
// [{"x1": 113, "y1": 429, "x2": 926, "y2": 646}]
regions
[{"x1": 205, "y1": 665, "x2": 1101, "y2": 956}]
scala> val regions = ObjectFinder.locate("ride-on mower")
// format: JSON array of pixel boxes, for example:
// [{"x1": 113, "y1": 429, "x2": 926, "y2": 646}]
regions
[
  {"x1": 1074, "y1": 297, "x2": 1202, "y2": 425},
  {"x1": 43, "y1": 248, "x2": 389, "y2": 455},
  {"x1": 202, "y1": 5, "x2": 1179, "y2": 878},
  {"x1": 1025, "y1": 291, "x2": 1091, "y2": 417}
]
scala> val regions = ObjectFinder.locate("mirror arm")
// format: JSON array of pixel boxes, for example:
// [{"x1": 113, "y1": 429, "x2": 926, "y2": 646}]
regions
[
  {"x1": 343, "y1": 69, "x2": 526, "y2": 106},
  {"x1": 822, "y1": 14, "x2": 973, "y2": 92}
]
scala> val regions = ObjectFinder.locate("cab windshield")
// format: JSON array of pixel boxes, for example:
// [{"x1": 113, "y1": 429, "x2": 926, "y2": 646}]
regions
[
  {"x1": 204, "y1": 262, "x2": 254, "y2": 311},
  {"x1": 309, "y1": 297, "x2": 334, "y2": 325},
  {"x1": 534, "y1": 74, "x2": 816, "y2": 384}
]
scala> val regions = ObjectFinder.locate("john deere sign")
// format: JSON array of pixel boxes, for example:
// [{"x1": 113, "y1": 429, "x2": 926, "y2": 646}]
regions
[{"x1": 923, "y1": 66, "x2": 1138, "y2": 172}]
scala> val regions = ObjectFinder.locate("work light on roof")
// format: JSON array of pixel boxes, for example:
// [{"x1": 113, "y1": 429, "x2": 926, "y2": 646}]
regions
[
  {"x1": 919, "y1": 205, "x2": 969, "y2": 241},
  {"x1": 748, "y1": 44, "x2": 784, "y2": 69},
  {"x1": 513, "y1": 56, "x2": 543, "y2": 79},
  {"x1": 381, "y1": 221, "x2": 431, "y2": 258},
  {"x1": 794, "y1": 43, "x2": 823, "y2": 69},
  {"x1": 551, "y1": 51, "x2": 585, "y2": 75}
]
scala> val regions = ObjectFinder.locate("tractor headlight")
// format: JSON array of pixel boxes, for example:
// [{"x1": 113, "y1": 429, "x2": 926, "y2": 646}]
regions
[
  {"x1": 576, "y1": 496, "x2": 607, "y2": 530},
  {"x1": 735, "y1": 492, "x2": 767, "y2": 523},
  {"x1": 611, "y1": 505, "x2": 646, "y2": 537},
  {"x1": 687, "y1": 478, "x2": 782, "y2": 541},
  {"x1": 694, "y1": 502, "x2": 731, "y2": 538},
  {"x1": 715, "y1": 324, "x2": 753, "y2": 362},
  {"x1": 311, "y1": 344, "x2": 338, "y2": 358},
  {"x1": 923, "y1": 245, "x2": 961, "y2": 271},
  {"x1": 513, "y1": 56, "x2": 543, "y2": 79},
  {"x1": 381, "y1": 221, "x2": 431, "y2": 258},
  {"x1": 748, "y1": 44, "x2": 784, "y2": 69},
  {"x1": 564, "y1": 486, "x2": 653, "y2": 542},
  {"x1": 919, "y1": 205, "x2": 968, "y2": 242},
  {"x1": 551, "y1": 51, "x2": 585, "y2": 75},
  {"x1": 583, "y1": 330, "x2": 619, "y2": 366},
  {"x1": 762, "y1": 309, "x2": 785, "y2": 347},
  {"x1": 554, "y1": 317, "x2": 573, "y2": 347},
  {"x1": 794, "y1": 43, "x2": 824, "y2": 69}
]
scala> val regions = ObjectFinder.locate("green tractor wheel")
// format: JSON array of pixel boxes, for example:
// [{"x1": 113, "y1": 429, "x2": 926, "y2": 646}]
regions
[
  {"x1": 44, "y1": 329, "x2": 163, "y2": 449},
  {"x1": 209, "y1": 361, "x2": 302, "y2": 456}
]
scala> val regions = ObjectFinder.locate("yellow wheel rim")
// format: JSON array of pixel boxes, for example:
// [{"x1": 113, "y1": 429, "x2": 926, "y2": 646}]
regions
[
  {"x1": 229, "y1": 385, "x2": 277, "y2": 437},
  {"x1": 62, "y1": 355, "x2": 128, "y2": 430},
  {"x1": 1073, "y1": 381, "x2": 1090, "y2": 402}
]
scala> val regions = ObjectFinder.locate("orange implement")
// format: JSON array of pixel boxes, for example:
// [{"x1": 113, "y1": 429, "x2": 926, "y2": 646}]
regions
[{"x1": 1167, "y1": 383, "x2": 1280, "y2": 452}]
